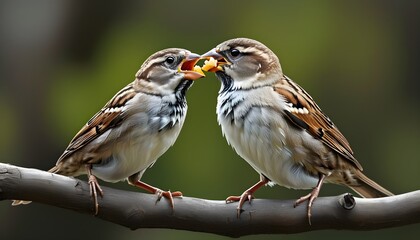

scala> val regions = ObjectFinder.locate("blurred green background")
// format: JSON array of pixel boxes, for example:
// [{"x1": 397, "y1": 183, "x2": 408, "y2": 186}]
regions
[{"x1": 1, "y1": 0, "x2": 419, "y2": 239}]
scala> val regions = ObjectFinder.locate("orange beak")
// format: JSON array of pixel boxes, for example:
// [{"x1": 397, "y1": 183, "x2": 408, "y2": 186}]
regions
[
  {"x1": 200, "y1": 48, "x2": 228, "y2": 72},
  {"x1": 179, "y1": 53, "x2": 205, "y2": 80}
]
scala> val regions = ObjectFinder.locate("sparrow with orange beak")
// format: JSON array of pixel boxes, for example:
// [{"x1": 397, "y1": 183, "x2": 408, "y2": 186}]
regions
[
  {"x1": 202, "y1": 38, "x2": 393, "y2": 224},
  {"x1": 13, "y1": 49, "x2": 205, "y2": 214}
]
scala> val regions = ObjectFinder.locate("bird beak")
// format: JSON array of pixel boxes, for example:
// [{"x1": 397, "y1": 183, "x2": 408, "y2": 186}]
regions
[
  {"x1": 179, "y1": 53, "x2": 205, "y2": 80},
  {"x1": 200, "y1": 48, "x2": 228, "y2": 72}
]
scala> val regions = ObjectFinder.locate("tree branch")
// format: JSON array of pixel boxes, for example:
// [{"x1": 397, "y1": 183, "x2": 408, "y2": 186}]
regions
[{"x1": 1, "y1": 163, "x2": 419, "y2": 238}]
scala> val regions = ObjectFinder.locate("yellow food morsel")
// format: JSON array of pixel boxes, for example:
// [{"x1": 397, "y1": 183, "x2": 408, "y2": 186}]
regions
[
  {"x1": 202, "y1": 57, "x2": 218, "y2": 71},
  {"x1": 193, "y1": 65, "x2": 204, "y2": 75}
]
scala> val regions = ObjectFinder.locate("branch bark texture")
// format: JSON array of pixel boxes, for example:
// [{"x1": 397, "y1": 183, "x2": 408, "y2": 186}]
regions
[{"x1": 1, "y1": 163, "x2": 419, "y2": 238}]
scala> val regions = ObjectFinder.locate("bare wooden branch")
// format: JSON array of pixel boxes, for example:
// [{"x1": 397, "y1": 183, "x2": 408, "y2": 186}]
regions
[{"x1": 1, "y1": 163, "x2": 419, "y2": 238}]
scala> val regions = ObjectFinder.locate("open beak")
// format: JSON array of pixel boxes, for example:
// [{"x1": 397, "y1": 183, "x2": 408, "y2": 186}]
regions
[
  {"x1": 201, "y1": 48, "x2": 228, "y2": 72},
  {"x1": 179, "y1": 53, "x2": 205, "y2": 80}
]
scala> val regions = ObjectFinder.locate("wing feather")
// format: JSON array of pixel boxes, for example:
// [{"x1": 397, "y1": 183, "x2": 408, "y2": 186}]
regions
[
  {"x1": 57, "y1": 83, "x2": 137, "y2": 163},
  {"x1": 274, "y1": 75, "x2": 363, "y2": 170}
]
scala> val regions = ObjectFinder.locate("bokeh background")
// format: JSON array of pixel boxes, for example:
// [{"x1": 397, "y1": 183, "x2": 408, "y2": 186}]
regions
[{"x1": 1, "y1": 0, "x2": 419, "y2": 239}]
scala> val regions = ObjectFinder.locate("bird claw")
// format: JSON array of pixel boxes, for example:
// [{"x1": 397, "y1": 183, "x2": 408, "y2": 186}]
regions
[
  {"x1": 294, "y1": 187, "x2": 320, "y2": 225},
  {"x1": 88, "y1": 175, "x2": 104, "y2": 215},
  {"x1": 226, "y1": 191, "x2": 255, "y2": 217},
  {"x1": 226, "y1": 192, "x2": 255, "y2": 204},
  {"x1": 127, "y1": 179, "x2": 183, "y2": 209},
  {"x1": 155, "y1": 189, "x2": 183, "y2": 209},
  {"x1": 225, "y1": 195, "x2": 239, "y2": 204},
  {"x1": 225, "y1": 176, "x2": 269, "y2": 217}
]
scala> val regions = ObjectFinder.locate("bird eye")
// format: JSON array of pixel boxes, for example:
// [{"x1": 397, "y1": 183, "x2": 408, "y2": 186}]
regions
[
  {"x1": 165, "y1": 56, "x2": 175, "y2": 64},
  {"x1": 230, "y1": 48, "x2": 241, "y2": 57}
]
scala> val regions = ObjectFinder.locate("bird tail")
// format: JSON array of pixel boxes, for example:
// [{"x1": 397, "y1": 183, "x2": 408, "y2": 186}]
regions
[
  {"x1": 11, "y1": 199, "x2": 32, "y2": 206},
  {"x1": 48, "y1": 165, "x2": 60, "y2": 174},
  {"x1": 349, "y1": 170, "x2": 394, "y2": 198},
  {"x1": 12, "y1": 165, "x2": 59, "y2": 206}
]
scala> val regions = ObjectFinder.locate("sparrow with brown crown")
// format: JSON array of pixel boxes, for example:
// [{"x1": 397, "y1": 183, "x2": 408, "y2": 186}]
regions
[
  {"x1": 13, "y1": 48, "x2": 205, "y2": 214},
  {"x1": 201, "y1": 38, "x2": 393, "y2": 223}
]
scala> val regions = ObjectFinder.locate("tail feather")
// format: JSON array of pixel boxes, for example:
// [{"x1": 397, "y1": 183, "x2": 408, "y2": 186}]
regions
[
  {"x1": 350, "y1": 170, "x2": 394, "y2": 198},
  {"x1": 48, "y1": 165, "x2": 59, "y2": 174},
  {"x1": 11, "y1": 200, "x2": 32, "y2": 206}
]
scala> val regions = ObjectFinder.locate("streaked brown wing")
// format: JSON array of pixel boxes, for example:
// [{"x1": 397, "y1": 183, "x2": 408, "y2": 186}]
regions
[
  {"x1": 57, "y1": 83, "x2": 137, "y2": 163},
  {"x1": 274, "y1": 75, "x2": 363, "y2": 171}
]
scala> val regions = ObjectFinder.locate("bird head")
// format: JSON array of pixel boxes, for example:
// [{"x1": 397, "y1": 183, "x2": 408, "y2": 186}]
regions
[
  {"x1": 136, "y1": 48, "x2": 204, "y2": 95},
  {"x1": 201, "y1": 38, "x2": 282, "y2": 91}
]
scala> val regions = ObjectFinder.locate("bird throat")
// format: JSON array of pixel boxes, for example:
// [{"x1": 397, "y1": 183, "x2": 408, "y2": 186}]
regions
[
  {"x1": 216, "y1": 71, "x2": 234, "y2": 93},
  {"x1": 175, "y1": 79, "x2": 193, "y2": 100}
]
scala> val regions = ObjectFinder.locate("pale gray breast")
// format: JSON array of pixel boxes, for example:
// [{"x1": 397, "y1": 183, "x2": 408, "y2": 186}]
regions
[
  {"x1": 217, "y1": 87, "x2": 320, "y2": 189},
  {"x1": 91, "y1": 92, "x2": 188, "y2": 182},
  {"x1": 123, "y1": 92, "x2": 188, "y2": 134}
]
